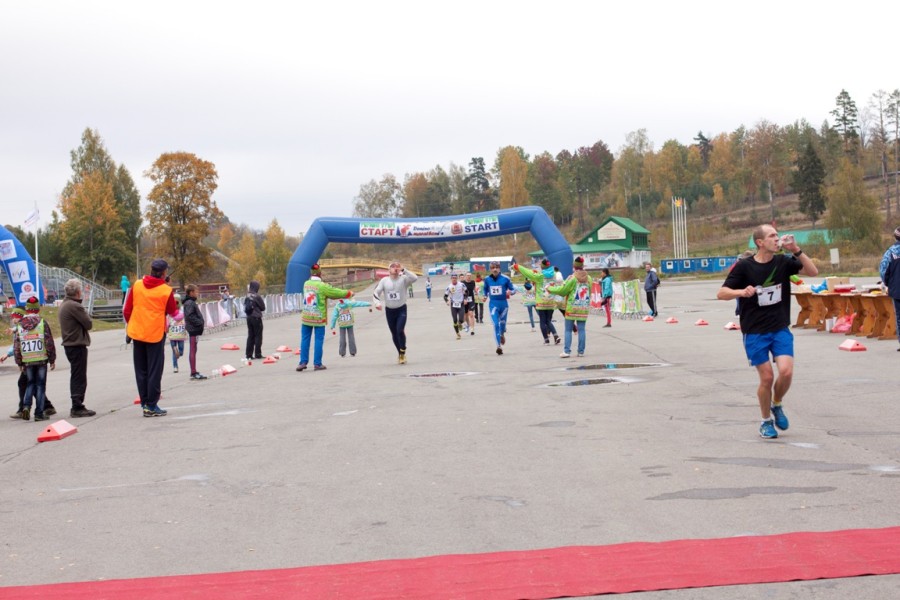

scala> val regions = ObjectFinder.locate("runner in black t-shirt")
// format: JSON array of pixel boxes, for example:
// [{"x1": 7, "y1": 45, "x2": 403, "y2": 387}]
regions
[{"x1": 718, "y1": 224, "x2": 818, "y2": 440}]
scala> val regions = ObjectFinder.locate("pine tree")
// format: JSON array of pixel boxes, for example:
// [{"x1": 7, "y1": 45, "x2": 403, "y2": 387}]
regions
[{"x1": 793, "y1": 141, "x2": 827, "y2": 227}]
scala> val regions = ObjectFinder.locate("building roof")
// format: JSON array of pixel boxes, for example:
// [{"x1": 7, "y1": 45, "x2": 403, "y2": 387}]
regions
[{"x1": 574, "y1": 216, "x2": 649, "y2": 245}]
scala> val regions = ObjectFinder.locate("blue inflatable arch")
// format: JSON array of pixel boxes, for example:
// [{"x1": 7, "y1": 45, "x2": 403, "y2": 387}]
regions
[
  {"x1": 0, "y1": 224, "x2": 41, "y2": 306},
  {"x1": 285, "y1": 207, "x2": 573, "y2": 293}
]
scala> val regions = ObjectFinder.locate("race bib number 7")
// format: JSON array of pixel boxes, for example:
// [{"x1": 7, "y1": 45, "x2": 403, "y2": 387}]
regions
[{"x1": 756, "y1": 283, "x2": 782, "y2": 306}]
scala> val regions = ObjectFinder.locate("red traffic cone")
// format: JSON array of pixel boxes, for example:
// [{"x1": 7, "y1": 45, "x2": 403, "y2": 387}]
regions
[
  {"x1": 276, "y1": 345, "x2": 292, "y2": 352},
  {"x1": 263, "y1": 356, "x2": 277, "y2": 364},
  {"x1": 694, "y1": 319, "x2": 709, "y2": 326},
  {"x1": 723, "y1": 321, "x2": 740, "y2": 330},
  {"x1": 665, "y1": 317, "x2": 678, "y2": 324},
  {"x1": 838, "y1": 339, "x2": 866, "y2": 352},
  {"x1": 38, "y1": 420, "x2": 78, "y2": 443},
  {"x1": 643, "y1": 315, "x2": 654, "y2": 322},
  {"x1": 220, "y1": 343, "x2": 240, "y2": 350}
]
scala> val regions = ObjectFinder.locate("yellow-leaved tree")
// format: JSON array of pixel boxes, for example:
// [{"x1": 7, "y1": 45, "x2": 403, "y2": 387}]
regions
[
  {"x1": 227, "y1": 231, "x2": 264, "y2": 290},
  {"x1": 144, "y1": 152, "x2": 220, "y2": 288},
  {"x1": 259, "y1": 219, "x2": 291, "y2": 287},
  {"x1": 497, "y1": 146, "x2": 530, "y2": 209},
  {"x1": 58, "y1": 171, "x2": 130, "y2": 282}
]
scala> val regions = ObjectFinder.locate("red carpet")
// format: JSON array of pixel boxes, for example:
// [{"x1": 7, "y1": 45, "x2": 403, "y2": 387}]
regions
[{"x1": 2, "y1": 527, "x2": 899, "y2": 599}]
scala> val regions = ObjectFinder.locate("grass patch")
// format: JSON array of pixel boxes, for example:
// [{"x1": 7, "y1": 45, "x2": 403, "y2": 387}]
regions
[{"x1": 1, "y1": 305, "x2": 124, "y2": 347}]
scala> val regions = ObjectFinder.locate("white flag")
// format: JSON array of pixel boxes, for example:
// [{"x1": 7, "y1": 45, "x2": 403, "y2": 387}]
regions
[{"x1": 24, "y1": 208, "x2": 40, "y2": 229}]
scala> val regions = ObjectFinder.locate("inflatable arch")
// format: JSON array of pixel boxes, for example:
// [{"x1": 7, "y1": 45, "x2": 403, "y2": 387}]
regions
[
  {"x1": 286, "y1": 207, "x2": 573, "y2": 293},
  {"x1": 0, "y1": 224, "x2": 41, "y2": 306}
]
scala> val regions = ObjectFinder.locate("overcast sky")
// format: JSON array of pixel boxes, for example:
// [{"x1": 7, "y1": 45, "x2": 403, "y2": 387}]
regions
[{"x1": 2, "y1": 1, "x2": 896, "y2": 238}]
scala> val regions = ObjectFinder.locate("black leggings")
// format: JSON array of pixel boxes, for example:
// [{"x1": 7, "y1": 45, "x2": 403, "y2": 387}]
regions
[
  {"x1": 538, "y1": 309, "x2": 557, "y2": 341},
  {"x1": 385, "y1": 305, "x2": 408, "y2": 353},
  {"x1": 450, "y1": 305, "x2": 465, "y2": 329}
]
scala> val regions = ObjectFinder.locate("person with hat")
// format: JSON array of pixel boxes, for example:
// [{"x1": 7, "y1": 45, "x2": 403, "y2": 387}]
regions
[
  {"x1": 443, "y1": 272, "x2": 467, "y2": 340},
  {"x1": 124, "y1": 259, "x2": 179, "y2": 417},
  {"x1": 373, "y1": 261, "x2": 417, "y2": 364},
  {"x1": 512, "y1": 258, "x2": 561, "y2": 345},
  {"x1": 13, "y1": 297, "x2": 57, "y2": 421},
  {"x1": 58, "y1": 278, "x2": 97, "y2": 417},
  {"x1": 879, "y1": 226, "x2": 900, "y2": 350},
  {"x1": 298, "y1": 263, "x2": 353, "y2": 371},
  {"x1": 244, "y1": 280, "x2": 266, "y2": 361},
  {"x1": 482, "y1": 261, "x2": 517, "y2": 355},
  {"x1": 547, "y1": 257, "x2": 593, "y2": 358},
  {"x1": 5, "y1": 308, "x2": 57, "y2": 420}
]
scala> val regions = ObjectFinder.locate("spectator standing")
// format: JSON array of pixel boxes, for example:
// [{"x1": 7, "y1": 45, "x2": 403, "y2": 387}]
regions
[
  {"x1": 124, "y1": 259, "x2": 178, "y2": 417},
  {"x1": 879, "y1": 226, "x2": 900, "y2": 350},
  {"x1": 644, "y1": 262, "x2": 661, "y2": 317},
  {"x1": 244, "y1": 280, "x2": 266, "y2": 360},
  {"x1": 599, "y1": 268, "x2": 613, "y2": 327},
  {"x1": 120, "y1": 275, "x2": 130, "y2": 303},
  {"x1": 58, "y1": 279, "x2": 97, "y2": 417},
  {"x1": 183, "y1": 284, "x2": 207, "y2": 379},
  {"x1": 298, "y1": 263, "x2": 353, "y2": 371}
]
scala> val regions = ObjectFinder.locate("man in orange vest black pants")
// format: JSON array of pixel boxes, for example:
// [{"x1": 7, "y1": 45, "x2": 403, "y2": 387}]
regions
[{"x1": 124, "y1": 259, "x2": 179, "y2": 417}]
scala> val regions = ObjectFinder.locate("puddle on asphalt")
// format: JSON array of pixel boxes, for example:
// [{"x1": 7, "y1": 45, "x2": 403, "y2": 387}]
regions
[
  {"x1": 648, "y1": 486, "x2": 836, "y2": 500},
  {"x1": 544, "y1": 377, "x2": 625, "y2": 387},
  {"x1": 407, "y1": 372, "x2": 479, "y2": 378},
  {"x1": 566, "y1": 362, "x2": 669, "y2": 371},
  {"x1": 690, "y1": 456, "x2": 893, "y2": 473}
]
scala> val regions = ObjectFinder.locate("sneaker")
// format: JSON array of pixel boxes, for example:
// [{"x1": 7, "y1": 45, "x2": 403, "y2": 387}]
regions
[
  {"x1": 314, "y1": 365, "x2": 327, "y2": 371},
  {"x1": 70, "y1": 406, "x2": 96, "y2": 418},
  {"x1": 191, "y1": 373, "x2": 208, "y2": 380},
  {"x1": 253, "y1": 355, "x2": 264, "y2": 360},
  {"x1": 496, "y1": 346, "x2": 503, "y2": 355},
  {"x1": 173, "y1": 367, "x2": 179, "y2": 373},
  {"x1": 45, "y1": 407, "x2": 57, "y2": 416},
  {"x1": 34, "y1": 413, "x2": 48, "y2": 422},
  {"x1": 143, "y1": 405, "x2": 168, "y2": 417},
  {"x1": 543, "y1": 339, "x2": 550, "y2": 345},
  {"x1": 771, "y1": 405, "x2": 789, "y2": 430},
  {"x1": 577, "y1": 353, "x2": 584, "y2": 357},
  {"x1": 554, "y1": 336, "x2": 561, "y2": 345},
  {"x1": 500, "y1": 333, "x2": 506, "y2": 345},
  {"x1": 759, "y1": 420, "x2": 778, "y2": 439},
  {"x1": 456, "y1": 331, "x2": 461, "y2": 340},
  {"x1": 10, "y1": 410, "x2": 26, "y2": 420},
  {"x1": 22, "y1": 408, "x2": 30, "y2": 421},
  {"x1": 470, "y1": 330, "x2": 474, "y2": 336},
  {"x1": 603, "y1": 324, "x2": 611, "y2": 328},
  {"x1": 295, "y1": 363, "x2": 308, "y2": 372},
  {"x1": 560, "y1": 352, "x2": 571, "y2": 358},
  {"x1": 398, "y1": 354, "x2": 407, "y2": 364}
]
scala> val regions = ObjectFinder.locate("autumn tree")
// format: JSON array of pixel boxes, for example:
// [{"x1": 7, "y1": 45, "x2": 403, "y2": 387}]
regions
[
  {"x1": 352, "y1": 174, "x2": 401, "y2": 218},
  {"x1": 58, "y1": 171, "x2": 131, "y2": 281},
  {"x1": 227, "y1": 231, "x2": 263, "y2": 289},
  {"x1": 61, "y1": 128, "x2": 142, "y2": 275},
  {"x1": 825, "y1": 158, "x2": 882, "y2": 253},
  {"x1": 218, "y1": 223, "x2": 235, "y2": 253},
  {"x1": 258, "y1": 219, "x2": 291, "y2": 287},
  {"x1": 617, "y1": 129, "x2": 651, "y2": 220},
  {"x1": 693, "y1": 131, "x2": 712, "y2": 168},
  {"x1": 746, "y1": 120, "x2": 788, "y2": 222},
  {"x1": 144, "y1": 152, "x2": 220, "y2": 288},
  {"x1": 496, "y1": 146, "x2": 530, "y2": 209},
  {"x1": 793, "y1": 141, "x2": 827, "y2": 227},
  {"x1": 526, "y1": 152, "x2": 563, "y2": 222},
  {"x1": 400, "y1": 172, "x2": 429, "y2": 218}
]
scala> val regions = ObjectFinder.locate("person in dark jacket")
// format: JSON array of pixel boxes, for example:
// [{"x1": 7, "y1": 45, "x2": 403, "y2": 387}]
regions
[
  {"x1": 879, "y1": 226, "x2": 900, "y2": 350},
  {"x1": 58, "y1": 278, "x2": 96, "y2": 417},
  {"x1": 182, "y1": 284, "x2": 207, "y2": 380},
  {"x1": 244, "y1": 280, "x2": 266, "y2": 360}
]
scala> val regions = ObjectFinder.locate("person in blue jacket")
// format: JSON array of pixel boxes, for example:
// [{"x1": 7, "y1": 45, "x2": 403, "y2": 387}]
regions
[{"x1": 482, "y1": 261, "x2": 516, "y2": 355}]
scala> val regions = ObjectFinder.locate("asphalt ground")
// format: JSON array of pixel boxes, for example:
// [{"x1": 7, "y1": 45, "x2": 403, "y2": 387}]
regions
[{"x1": 1, "y1": 276, "x2": 898, "y2": 598}]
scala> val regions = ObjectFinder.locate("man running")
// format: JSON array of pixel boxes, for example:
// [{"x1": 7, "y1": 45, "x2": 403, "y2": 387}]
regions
[
  {"x1": 483, "y1": 261, "x2": 516, "y2": 355},
  {"x1": 443, "y1": 273, "x2": 467, "y2": 340},
  {"x1": 717, "y1": 224, "x2": 818, "y2": 439},
  {"x1": 373, "y1": 261, "x2": 418, "y2": 364},
  {"x1": 462, "y1": 272, "x2": 477, "y2": 335}
]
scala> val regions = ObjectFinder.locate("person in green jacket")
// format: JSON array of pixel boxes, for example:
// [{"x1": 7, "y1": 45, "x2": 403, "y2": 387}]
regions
[
  {"x1": 512, "y1": 258, "x2": 560, "y2": 345},
  {"x1": 547, "y1": 257, "x2": 593, "y2": 358},
  {"x1": 297, "y1": 263, "x2": 353, "y2": 371}
]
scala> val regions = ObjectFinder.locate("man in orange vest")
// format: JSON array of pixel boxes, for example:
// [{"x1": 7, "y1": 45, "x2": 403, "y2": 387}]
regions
[{"x1": 124, "y1": 259, "x2": 179, "y2": 417}]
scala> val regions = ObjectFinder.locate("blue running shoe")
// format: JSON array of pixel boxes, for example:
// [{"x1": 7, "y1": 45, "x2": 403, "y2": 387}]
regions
[
  {"x1": 759, "y1": 420, "x2": 778, "y2": 439},
  {"x1": 143, "y1": 405, "x2": 168, "y2": 417},
  {"x1": 771, "y1": 404, "x2": 789, "y2": 430}
]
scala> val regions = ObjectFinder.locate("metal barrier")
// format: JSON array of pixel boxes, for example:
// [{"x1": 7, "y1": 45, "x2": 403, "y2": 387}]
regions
[{"x1": 197, "y1": 293, "x2": 304, "y2": 333}]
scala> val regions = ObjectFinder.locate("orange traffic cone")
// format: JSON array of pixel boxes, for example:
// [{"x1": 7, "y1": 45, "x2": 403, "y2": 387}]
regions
[
  {"x1": 694, "y1": 319, "x2": 709, "y2": 326},
  {"x1": 643, "y1": 315, "x2": 654, "y2": 322},
  {"x1": 665, "y1": 317, "x2": 678, "y2": 324},
  {"x1": 263, "y1": 356, "x2": 277, "y2": 364},
  {"x1": 838, "y1": 339, "x2": 866, "y2": 352},
  {"x1": 724, "y1": 321, "x2": 740, "y2": 330},
  {"x1": 220, "y1": 343, "x2": 240, "y2": 350},
  {"x1": 276, "y1": 345, "x2": 292, "y2": 352},
  {"x1": 38, "y1": 420, "x2": 78, "y2": 443}
]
